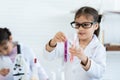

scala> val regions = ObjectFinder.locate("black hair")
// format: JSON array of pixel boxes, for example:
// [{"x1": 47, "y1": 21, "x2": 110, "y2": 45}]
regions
[
  {"x1": 75, "y1": 6, "x2": 102, "y2": 37},
  {"x1": 0, "y1": 28, "x2": 11, "y2": 44}
]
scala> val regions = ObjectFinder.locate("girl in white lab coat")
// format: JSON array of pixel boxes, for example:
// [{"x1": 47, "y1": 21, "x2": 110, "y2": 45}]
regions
[
  {"x1": 0, "y1": 27, "x2": 49, "y2": 80},
  {"x1": 44, "y1": 6, "x2": 106, "y2": 80}
]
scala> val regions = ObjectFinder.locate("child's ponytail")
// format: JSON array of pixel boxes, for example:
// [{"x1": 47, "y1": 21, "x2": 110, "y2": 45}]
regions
[{"x1": 94, "y1": 15, "x2": 102, "y2": 37}]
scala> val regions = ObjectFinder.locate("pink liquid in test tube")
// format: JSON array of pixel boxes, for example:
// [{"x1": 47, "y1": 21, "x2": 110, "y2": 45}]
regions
[{"x1": 70, "y1": 33, "x2": 77, "y2": 62}]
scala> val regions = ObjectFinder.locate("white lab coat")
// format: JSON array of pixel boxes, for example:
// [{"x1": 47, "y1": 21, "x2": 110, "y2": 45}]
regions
[
  {"x1": 44, "y1": 35, "x2": 106, "y2": 80},
  {"x1": 0, "y1": 43, "x2": 48, "y2": 80}
]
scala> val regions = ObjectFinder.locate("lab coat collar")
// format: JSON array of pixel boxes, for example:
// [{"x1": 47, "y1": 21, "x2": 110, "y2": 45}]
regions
[
  {"x1": 85, "y1": 35, "x2": 99, "y2": 50},
  {"x1": 82, "y1": 35, "x2": 100, "y2": 58}
]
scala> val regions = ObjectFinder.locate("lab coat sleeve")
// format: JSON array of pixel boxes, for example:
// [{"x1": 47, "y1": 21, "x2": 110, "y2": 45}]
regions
[
  {"x1": 0, "y1": 75, "x2": 5, "y2": 80},
  {"x1": 0, "y1": 57, "x2": 6, "y2": 80},
  {"x1": 43, "y1": 43, "x2": 64, "y2": 61},
  {"x1": 28, "y1": 48, "x2": 49, "y2": 80},
  {"x1": 86, "y1": 45, "x2": 106, "y2": 79},
  {"x1": 37, "y1": 62, "x2": 49, "y2": 80}
]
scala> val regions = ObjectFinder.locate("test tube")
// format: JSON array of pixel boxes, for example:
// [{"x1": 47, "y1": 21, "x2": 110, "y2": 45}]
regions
[{"x1": 64, "y1": 40, "x2": 68, "y2": 62}]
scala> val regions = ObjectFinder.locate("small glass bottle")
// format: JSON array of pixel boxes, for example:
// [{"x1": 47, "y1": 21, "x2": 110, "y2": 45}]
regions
[{"x1": 31, "y1": 58, "x2": 39, "y2": 80}]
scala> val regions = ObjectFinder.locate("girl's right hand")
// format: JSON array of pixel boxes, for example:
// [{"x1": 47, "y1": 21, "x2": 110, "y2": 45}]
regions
[
  {"x1": 0, "y1": 68, "x2": 10, "y2": 76},
  {"x1": 51, "y1": 32, "x2": 66, "y2": 45},
  {"x1": 46, "y1": 32, "x2": 67, "y2": 52}
]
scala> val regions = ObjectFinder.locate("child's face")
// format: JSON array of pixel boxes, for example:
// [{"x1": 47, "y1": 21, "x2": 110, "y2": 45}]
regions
[
  {"x1": 0, "y1": 40, "x2": 13, "y2": 55},
  {"x1": 75, "y1": 15, "x2": 98, "y2": 41}
]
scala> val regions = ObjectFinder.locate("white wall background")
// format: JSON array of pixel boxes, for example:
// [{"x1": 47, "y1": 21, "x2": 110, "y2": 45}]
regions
[
  {"x1": 101, "y1": 13, "x2": 120, "y2": 44},
  {"x1": 0, "y1": 0, "x2": 120, "y2": 80}
]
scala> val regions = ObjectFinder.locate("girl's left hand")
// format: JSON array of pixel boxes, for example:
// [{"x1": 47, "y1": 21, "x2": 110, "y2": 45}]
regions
[
  {"x1": 0, "y1": 68, "x2": 10, "y2": 76},
  {"x1": 69, "y1": 45, "x2": 86, "y2": 60}
]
